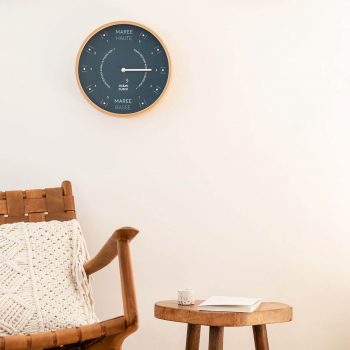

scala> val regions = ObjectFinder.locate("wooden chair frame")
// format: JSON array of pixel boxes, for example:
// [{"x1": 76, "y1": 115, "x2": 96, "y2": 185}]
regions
[{"x1": 0, "y1": 181, "x2": 138, "y2": 350}]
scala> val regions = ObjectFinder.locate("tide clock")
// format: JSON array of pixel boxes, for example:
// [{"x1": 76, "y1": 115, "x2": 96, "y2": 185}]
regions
[{"x1": 76, "y1": 21, "x2": 171, "y2": 117}]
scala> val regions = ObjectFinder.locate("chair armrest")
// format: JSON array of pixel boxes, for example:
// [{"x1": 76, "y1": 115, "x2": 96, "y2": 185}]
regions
[
  {"x1": 118, "y1": 238, "x2": 139, "y2": 329},
  {"x1": 84, "y1": 227, "x2": 139, "y2": 331},
  {"x1": 84, "y1": 227, "x2": 139, "y2": 276}
]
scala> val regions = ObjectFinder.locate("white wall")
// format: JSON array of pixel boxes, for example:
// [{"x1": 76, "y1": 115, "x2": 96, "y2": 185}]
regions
[{"x1": 1, "y1": 0, "x2": 350, "y2": 349}]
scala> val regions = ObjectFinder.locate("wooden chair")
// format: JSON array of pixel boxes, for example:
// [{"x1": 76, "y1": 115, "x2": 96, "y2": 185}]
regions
[{"x1": 0, "y1": 181, "x2": 139, "y2": 350}]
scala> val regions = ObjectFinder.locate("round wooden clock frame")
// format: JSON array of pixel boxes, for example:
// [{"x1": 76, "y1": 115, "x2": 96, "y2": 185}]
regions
[{"x1": 75, "y1": 21, "x2": 171, "y2": 117}]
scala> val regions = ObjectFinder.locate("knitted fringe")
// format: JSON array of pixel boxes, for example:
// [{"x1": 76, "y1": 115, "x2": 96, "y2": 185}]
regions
[{"x1": 72, "y1": 221, "x2": 97, "y2": 324}]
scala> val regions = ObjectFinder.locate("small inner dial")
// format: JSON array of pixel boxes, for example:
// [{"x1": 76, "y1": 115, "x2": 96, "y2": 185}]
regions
[{"x1": 76, "y1": 22, "x2": 171, "y2": 116}]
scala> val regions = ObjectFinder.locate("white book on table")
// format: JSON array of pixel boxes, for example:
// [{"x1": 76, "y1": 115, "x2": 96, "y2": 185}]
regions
[{"x1": 198, "y1": 296, "x2": 262, "y2": 313}]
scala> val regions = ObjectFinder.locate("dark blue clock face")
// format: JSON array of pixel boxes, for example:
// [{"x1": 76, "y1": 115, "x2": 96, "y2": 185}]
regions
[{"x1": 77, "y1": 22, "x2": 170, "y2": 116}]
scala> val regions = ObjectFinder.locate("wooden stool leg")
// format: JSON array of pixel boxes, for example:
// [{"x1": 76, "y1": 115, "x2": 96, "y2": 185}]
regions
[
  {"x1": 186, "y1": 324, "x2": 201, "y2": 350},
  {"x1": 253, "y1": 324, "x2": 269, "y2": 350},
  {"x1": 208, "y1": 326, "x2": 224, "y2": 350}
]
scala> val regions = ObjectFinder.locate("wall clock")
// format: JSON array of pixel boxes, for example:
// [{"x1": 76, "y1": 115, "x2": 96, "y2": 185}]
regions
[{"x1": 76, "y1": 21, "x2": 171, "y2": 117}]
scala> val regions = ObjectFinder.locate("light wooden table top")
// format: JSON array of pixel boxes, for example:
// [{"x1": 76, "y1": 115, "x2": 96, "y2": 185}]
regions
[{"x1": 154, "y1": 300, "x2": 293, "y2": 327}]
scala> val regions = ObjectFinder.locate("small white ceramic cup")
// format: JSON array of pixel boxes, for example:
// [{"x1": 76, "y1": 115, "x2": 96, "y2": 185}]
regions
[{"x1": 178, "y1": 289, "x2": 195, "y2": 305}]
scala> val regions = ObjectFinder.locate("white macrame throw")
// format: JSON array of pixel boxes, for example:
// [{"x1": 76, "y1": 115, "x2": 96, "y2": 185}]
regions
[{"x1": 0, "y1": 219, "x2": 99, "y2": 336}]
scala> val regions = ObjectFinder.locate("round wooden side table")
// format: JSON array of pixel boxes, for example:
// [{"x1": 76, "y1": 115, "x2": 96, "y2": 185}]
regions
[{"x1": 154, "y1": 300, "x2": 293, "y2": 350}]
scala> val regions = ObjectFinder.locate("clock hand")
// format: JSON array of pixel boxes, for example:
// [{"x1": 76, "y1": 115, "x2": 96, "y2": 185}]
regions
[{"x1": 121, "y1": 68, "x2": 152, "y2": 72}]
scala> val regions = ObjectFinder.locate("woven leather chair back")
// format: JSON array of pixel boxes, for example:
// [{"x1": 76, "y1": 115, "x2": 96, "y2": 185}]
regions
[{"x1": 0, "y1": 181, "x2": 76, "y2": 225}]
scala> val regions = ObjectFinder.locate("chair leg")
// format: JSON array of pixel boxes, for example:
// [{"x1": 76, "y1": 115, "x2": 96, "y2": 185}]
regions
[
  {"x1": 253, "y1": 324, "x2": 269, "y2": 350},
  {"x1": 186, "y1": 324, "x2": 201, "y2": 350},
  {"x1": 208, "y1": 326, "x2": 224, "y2": 350}
]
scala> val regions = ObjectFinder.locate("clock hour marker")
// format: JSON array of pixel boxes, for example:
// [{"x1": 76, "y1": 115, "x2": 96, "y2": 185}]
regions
[
  {"x1": 100, "y1": 31, "x2": 108, "y2": 39},
  {"x1": 160, "y1": 67, "x2": 166, "y2": 74},
  {"x1": 139, "y1": 31, "x2": 148, "y2": 40},
  {"x1": 86, "y1": 85, "x2": 94, "y2": 93},
  {"x1": 85, "y1": 45, "x2": 94, "y2": 54},
  {"x1": 154, "y1": 46, "x2": 162, "y2": 54},
  {"x1": 153, "y1": 85, "x2": 162, "y2": 94},
  {"x1": 100, "y1": 99, "x2": 109, "y2": 107},
  {"x1": 138, "y1": 99, "x2": 147, "y2": 107}
]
